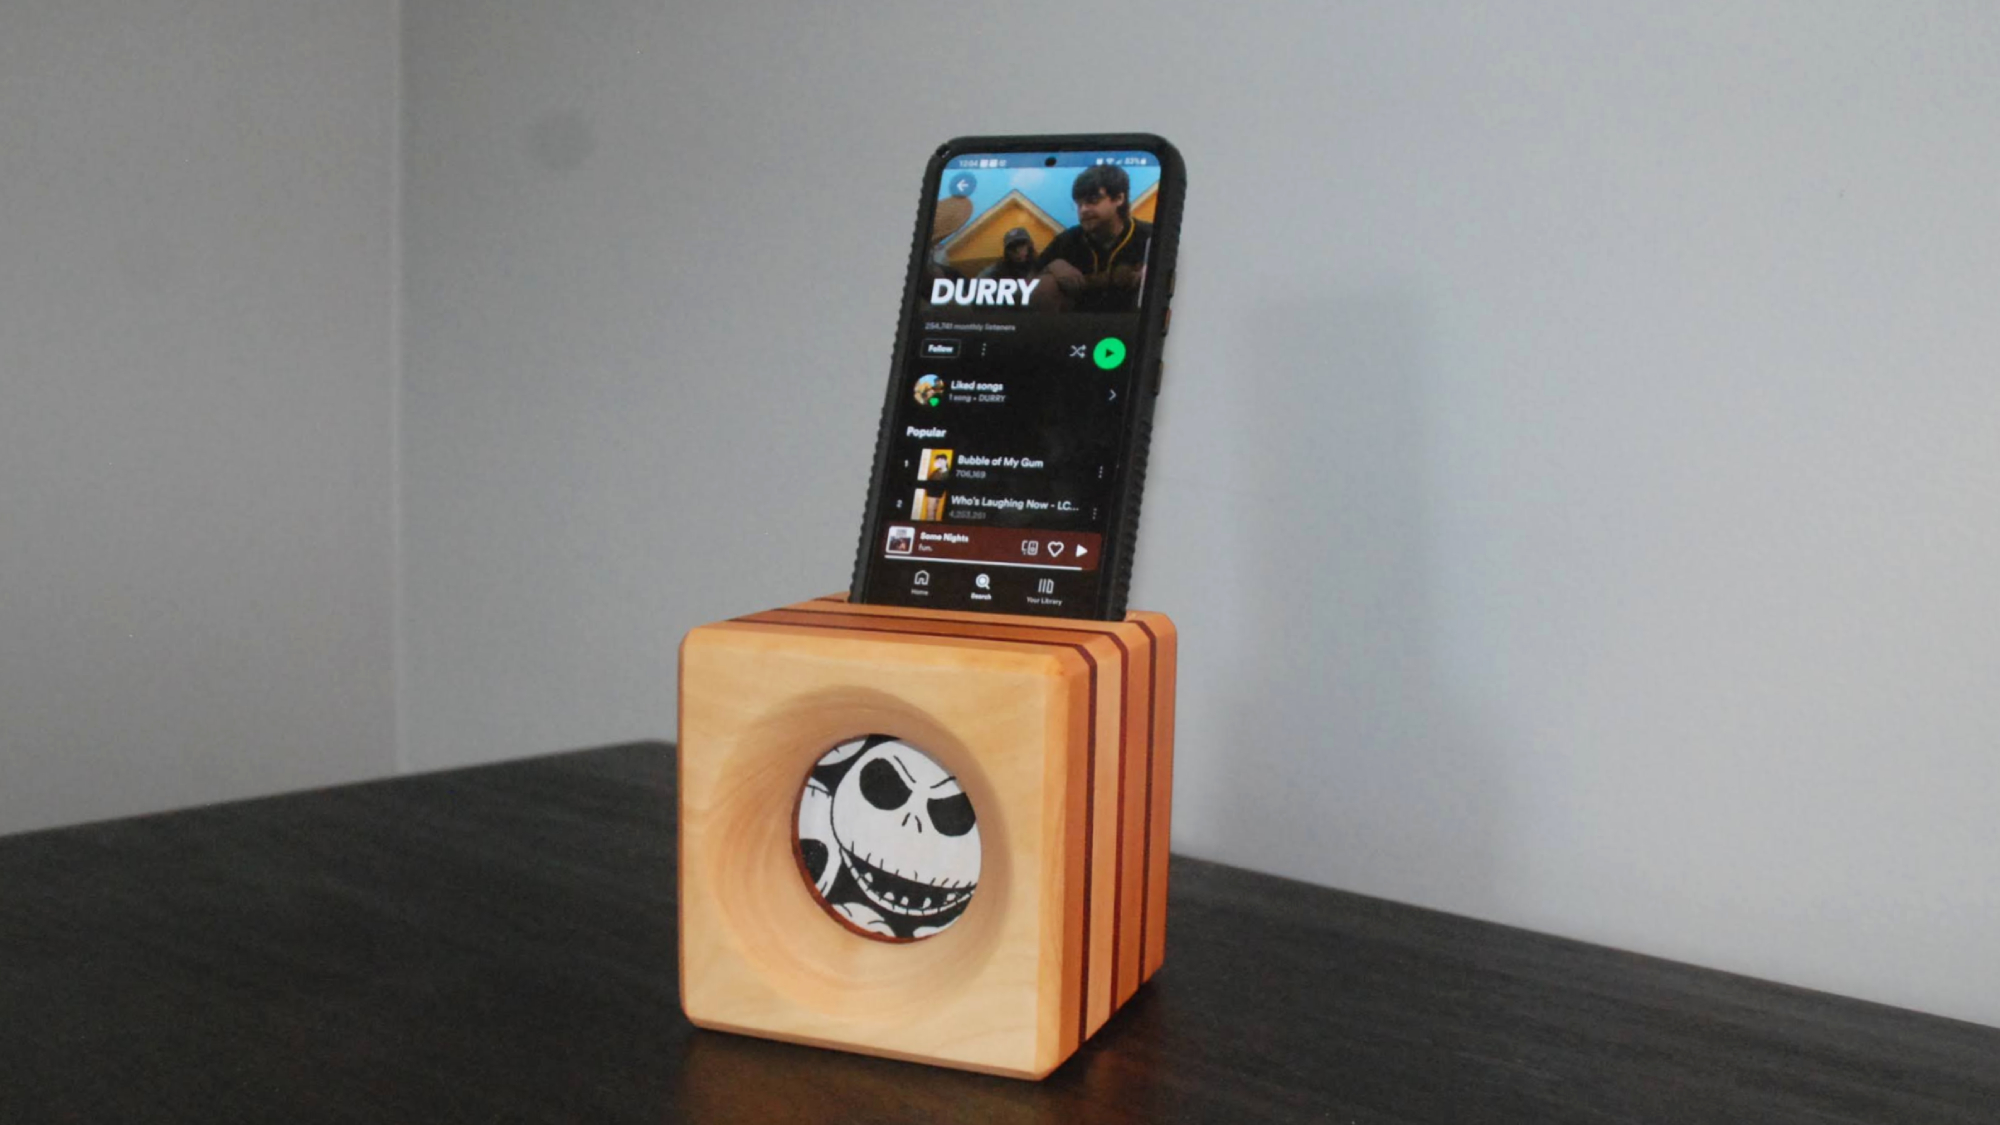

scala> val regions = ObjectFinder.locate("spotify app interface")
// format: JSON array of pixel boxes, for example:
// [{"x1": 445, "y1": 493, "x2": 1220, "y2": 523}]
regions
[{"x1": 862, "y1": 149, "x2": 1162, "y2": 616}]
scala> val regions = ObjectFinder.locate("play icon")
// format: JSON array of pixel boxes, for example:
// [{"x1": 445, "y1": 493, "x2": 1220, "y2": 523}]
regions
[{"x1": 1092, "y1": 337, "x2": 1126, "y2": 370}]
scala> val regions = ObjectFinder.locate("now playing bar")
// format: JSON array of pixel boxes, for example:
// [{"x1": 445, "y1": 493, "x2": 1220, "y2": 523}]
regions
[{"x1": 882, "y1": 524, "x2": 1103, "y2": 572}]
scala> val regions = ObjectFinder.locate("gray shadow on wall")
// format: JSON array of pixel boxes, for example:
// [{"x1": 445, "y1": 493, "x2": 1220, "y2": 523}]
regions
[{"x1": 1200, "y1": 292, "x2": 1507, "y2": 918}]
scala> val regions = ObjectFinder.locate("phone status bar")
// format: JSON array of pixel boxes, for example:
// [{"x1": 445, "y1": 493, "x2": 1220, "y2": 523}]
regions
[{"x1": 952, "y1": 152, "x2": 1155, "y2": 170}]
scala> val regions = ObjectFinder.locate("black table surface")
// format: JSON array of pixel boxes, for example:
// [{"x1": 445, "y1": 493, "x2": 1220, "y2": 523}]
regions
[{"x1": 3, "y1": 742, "x2": 1994, "y2": 1123}]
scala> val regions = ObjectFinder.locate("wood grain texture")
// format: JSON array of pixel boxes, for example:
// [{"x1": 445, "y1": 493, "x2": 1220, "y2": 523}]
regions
[
  {"x1": 677, "y1": 598, "x2": 1172, "y2": 1077},
  {"x1": 765, "y1": 598, "x2": 1173, "y2": 1028},
  {"x1": 1127, "y1": 609, "x2": 1176, "y2": 985},
  {"x1": 679, "y1": 616, "x2": 1087, "y2": 1077},
  {"x1": 4, "y1": 743, "x2": 1997, "y2": 1122}
]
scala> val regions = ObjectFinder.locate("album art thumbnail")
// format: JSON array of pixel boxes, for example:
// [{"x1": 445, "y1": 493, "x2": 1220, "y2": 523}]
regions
[
  {"x1": 918, "y1": 448, "x2": 954, "y2": 481},
  {"x1": 910, "y1": 488, "x2": 947, "y2": 522},
  {"x1": 923, "y1": 156, "x2": 1162, "y2": 315}
]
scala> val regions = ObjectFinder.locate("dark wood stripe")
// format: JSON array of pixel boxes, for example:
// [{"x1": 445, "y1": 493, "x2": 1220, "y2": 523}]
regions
[
  {"x1": 726, "y1": 611, "x2": 1104, "y2": 1049},
  {"x1": 787, "y1": 599, "x2": 1134, "y2": 639},
  {"x1": 1130, "y1": 616, "x2": 1160, "y2": 978},
  {"x1": 1111, "y1": 662, "x2": 1130, "y2": 1005},
  {"x1": 1077, "y1": 650, "x2": 1098, "y2": 1044}
]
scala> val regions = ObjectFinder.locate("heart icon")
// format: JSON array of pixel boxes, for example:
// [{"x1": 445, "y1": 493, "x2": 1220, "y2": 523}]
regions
[{"x1": 1047, "y1": 542, "x2": 1066, "y2": 558}]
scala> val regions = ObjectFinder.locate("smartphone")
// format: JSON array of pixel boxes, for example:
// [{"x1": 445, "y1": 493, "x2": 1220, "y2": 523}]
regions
[{"x1": 849, "y1": 134, "x2": 1184, "y2": 620}]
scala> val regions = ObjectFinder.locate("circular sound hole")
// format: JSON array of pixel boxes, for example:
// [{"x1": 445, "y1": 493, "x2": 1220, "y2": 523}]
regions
[{"x1": 794, "y1": 735, "x2": 981, "y2": 941}]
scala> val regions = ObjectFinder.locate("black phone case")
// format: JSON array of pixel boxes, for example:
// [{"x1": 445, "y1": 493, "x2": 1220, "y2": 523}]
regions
[{"x1": 849, "y1": 133, "x2": 1186, "y2": 621}]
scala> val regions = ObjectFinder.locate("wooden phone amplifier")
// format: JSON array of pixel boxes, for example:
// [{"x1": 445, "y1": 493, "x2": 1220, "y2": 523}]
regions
[{"x1": 677, "y1": 595, "x2": 1176, "y2": 1078}]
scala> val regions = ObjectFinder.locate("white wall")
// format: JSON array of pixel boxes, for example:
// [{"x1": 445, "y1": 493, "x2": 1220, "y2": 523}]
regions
[
  {"x1": 400, "y1": 1, "x2": 2000, "y2": 1026},
  {"x1": 0, "y1": 1, "x2": 402, "y2": 834}
]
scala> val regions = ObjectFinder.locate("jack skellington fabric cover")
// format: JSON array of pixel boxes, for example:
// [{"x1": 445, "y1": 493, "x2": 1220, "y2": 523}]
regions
[{"x1": 796, "y1": 735, "x2": 980, "y2": 940}]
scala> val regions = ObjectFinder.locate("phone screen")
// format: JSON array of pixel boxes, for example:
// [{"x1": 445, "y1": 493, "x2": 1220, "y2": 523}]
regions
[{"x1": 857, "y1": 147, "x2": 1166, "y2": 617}]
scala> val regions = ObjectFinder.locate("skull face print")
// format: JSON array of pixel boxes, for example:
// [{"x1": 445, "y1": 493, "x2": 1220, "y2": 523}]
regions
[
  {"x1": 796, "y1": 777, "x2": 840, "y2": 899},
  {"x1": 832, "y1": 741, "x2": 980, "y2": 919},
  {"x1": 795, "y1": 735, "x2": 981, "y2": 940}
]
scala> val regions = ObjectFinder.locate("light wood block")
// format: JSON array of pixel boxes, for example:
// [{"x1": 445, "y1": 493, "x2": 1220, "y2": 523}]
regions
[{"x1": 677, "y1": 595, "x2": 1176, "y2": 1079}]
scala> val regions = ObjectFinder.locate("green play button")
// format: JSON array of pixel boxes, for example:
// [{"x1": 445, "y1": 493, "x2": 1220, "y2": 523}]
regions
[{"x1": 1092, "y1": 336, "x2": 1127, "y2": 370}]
